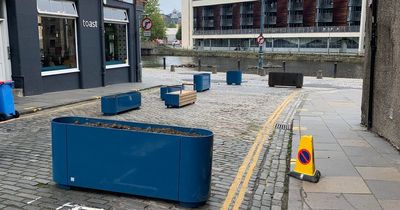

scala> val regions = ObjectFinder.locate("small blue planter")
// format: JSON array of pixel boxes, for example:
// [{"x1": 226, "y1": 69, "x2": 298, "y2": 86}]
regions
[
  {"x1": 101, "y1": 91, "x2": 141, "y2": 115},
  {"x1": 193, "y1": 73, "x2": 211, "y2": 92},
  {"x1": 227, "y1": 71, "x2": 242, "y2": 85},
  {"x1": 52, "y1": 117, "x2": 213, "y2": 207},
  {"x1": 0, "y1": 81, "x2": 19, "y2": 121},
  {"x1": 160, "y1": 85, "x2": 184, "y2": 101}
]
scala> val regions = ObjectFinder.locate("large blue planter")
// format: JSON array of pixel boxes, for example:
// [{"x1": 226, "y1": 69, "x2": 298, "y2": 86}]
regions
[
  {"x1": 160, "y1": 85, "x2": 184, "y2": 101},
  {"x1": 0, "y1": 81, "x2": 19, "y2": 121},
  {"x1": 193, "y1": 73, "x2": 211, "y2": 92},
  {"x1": 52, "y1": 117, "x2": 213, "y2": 207},
  {"x1": 226, "y1": 71, "x2": 242, "y2": 85},
  {"x1": 101, "y1": 91, "x2": 141, "y2": 115}
]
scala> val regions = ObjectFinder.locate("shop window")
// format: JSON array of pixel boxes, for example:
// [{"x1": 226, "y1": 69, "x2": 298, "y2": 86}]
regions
[
  {"x1": 38, "y1": 16, "x2": 78, "y2": 74},
  {"x1": 104, "y1": 7, "x2": 129, "y2": 68}
]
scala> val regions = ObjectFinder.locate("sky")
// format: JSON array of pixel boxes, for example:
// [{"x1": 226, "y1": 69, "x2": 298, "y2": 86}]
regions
[{"x1": 159, "y1": 0, "x2": 181, "y2": 14}]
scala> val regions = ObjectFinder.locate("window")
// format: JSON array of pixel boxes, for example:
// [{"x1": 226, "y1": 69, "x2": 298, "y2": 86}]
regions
[
  {"x1": 37, "y1": 0, "x2": 78, "y2": 17},
  {"x1": 38, "y1": 16, "x2": 78, "y2": 74},
  {"x1": 104, "y1": 7, "x2": 129, "y2": 68}
]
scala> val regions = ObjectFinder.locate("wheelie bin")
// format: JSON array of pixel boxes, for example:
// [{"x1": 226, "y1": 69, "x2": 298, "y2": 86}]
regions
[{"x1": 0, "y1": 81, "x2": 19, "y2": 121}]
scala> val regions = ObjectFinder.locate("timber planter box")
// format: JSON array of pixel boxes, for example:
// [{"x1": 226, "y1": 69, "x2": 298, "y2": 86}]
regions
[
  {"x1": 101, "y1": 91, "x2": 141, "y2": 115},
  {"x1": 160, "y1": 85, "x2": 184, "y2": 101},
  {"x1": 52, "y1": 117, "x2": 213, "y2": 207},
  {"x1": 193, "y1": 73, "x2": 211, "y2": 92},
  {"x1": 226, "y1": 71, "x2": 242, "y2": 85},
  {"x1": 165, "y1": 90, "x2": 197, "y2": 108},
  {"x1": 268, "y1": 72, "x2": 303, "y2": 88}
]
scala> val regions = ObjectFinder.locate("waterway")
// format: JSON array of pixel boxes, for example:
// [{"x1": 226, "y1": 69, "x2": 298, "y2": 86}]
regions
[{"x1": 142, "y1": 55, "x2": 364, "y2": 79}]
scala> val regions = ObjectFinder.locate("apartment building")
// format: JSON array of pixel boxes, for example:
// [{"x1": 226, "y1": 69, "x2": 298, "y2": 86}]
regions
[{"x1": 182, "y1": 0, "x2": 366, "y2": 54}]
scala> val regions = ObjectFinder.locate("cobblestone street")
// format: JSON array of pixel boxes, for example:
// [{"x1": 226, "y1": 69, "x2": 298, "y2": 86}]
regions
[{"x1": 0, "y1": 69, "x2": 299, "y2": 209}]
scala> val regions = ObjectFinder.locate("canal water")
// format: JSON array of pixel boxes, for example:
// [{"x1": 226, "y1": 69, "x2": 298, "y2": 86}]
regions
[{"x1": 142, "y1": 55, "x2": 364, "y2": 79}]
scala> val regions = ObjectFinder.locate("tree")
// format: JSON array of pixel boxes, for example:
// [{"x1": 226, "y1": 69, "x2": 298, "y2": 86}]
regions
[
  {"x1": 176, "y1": 25, "x2": 182, "y2": 41},
  {"x1": 142, "y1": 0, "x2": 166, "y2": 41}
]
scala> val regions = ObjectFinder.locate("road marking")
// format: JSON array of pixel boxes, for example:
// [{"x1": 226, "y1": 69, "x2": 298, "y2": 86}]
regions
[{"x1": 221, "y1": 91, "x2": 298, "y2": 210}]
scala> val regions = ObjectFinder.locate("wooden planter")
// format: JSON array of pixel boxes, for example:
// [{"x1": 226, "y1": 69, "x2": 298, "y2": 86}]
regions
[
  {"x1": 52, "y1": 117, "x2": 213, "y2": 207},
  {"x1": 160, "y1": 85, "x2": 184, "y2": 101},
  {"x1": 164, "y1": 90, "x2": 197, "y2": 108}
]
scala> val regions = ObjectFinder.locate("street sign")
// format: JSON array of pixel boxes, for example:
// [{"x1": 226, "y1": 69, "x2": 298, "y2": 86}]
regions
[
  {"x1": 256, "y1": 34, "x2": 265, "y2": 45},
  {"x1": 298, "y1": 149, "x2": 311, "y2": 165},
  {"x1": 141, "y1": 18, "x2": 153, "y2": 31},
  {"x1": 143, "y1": 31, "x2": 151, "y2": 37}
]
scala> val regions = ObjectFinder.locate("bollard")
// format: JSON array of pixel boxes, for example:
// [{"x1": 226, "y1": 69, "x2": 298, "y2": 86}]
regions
[
  {"x1": 163, "y1": 57, "x2": 166, "y2": 70},
  {"x1": 333, "y1": 62, "x2": 338, "y2": 78},
  {"x1": 316, "y1": 70, "x2": 323, "y2": 79},
  {"x1": 258, "y1": 68, "x2": 266, "y2": 76},
  {"x1": 170, "y1": 65, "x2": 175, "y2": 72},
  {"x1": 237, "y1": 59, "x2": 241, "y2": 70},
  {"x1": 283, "y1": 61, "x2": 286, "y2": 72},
  {"x1": 212, "y1": 66, "x2": 217, "y2": 74},
  {"x1": 198, "y1": 58, "x2": 201, "y2": 71}
]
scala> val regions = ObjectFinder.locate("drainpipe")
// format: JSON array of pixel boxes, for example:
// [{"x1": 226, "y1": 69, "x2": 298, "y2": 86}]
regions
[
  {"x1": 367, "y1": 0, "x2": 378, "y2": 129},
  {"x1": 99, "y1": 0, "x2": 106, "y2": 87}
]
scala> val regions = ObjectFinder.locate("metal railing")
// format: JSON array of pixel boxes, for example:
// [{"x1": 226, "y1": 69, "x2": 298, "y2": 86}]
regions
[{"x1": 193, "y1": 25, "x2": 360, "y2": 35}]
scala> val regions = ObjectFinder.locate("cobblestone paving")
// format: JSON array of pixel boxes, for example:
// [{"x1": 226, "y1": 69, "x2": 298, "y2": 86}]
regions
[{"x1": 0, "y1": 70, "x2": 294, "y2": 210}]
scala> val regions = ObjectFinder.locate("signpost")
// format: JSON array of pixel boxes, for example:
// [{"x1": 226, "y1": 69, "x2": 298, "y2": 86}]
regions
[
  {"x1": 258, "y1": 0, "x2": 265, "y2": 69},
  {"x1": 141, "y1": 17, "x2": 152, "y2": 37}
]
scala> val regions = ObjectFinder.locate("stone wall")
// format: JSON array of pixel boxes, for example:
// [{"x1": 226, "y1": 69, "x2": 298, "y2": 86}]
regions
[{"x1": 362, "y1": 0, "x2": 400, "y2": 148}]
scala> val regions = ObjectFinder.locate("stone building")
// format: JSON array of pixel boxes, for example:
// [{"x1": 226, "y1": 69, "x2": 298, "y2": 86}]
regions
[{"x1": 361, "y1": 0, "x2": 400, "y2": 148}]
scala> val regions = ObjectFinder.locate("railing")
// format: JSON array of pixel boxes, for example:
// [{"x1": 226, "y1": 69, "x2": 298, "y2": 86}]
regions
[
  {"x1": 348, "y1": 0, "x2": 362, "y2": 6},
  {"x1": 316, "y1": 12, "x2": 333, "y2": 22},
  {"x1": 288, "y1": 15, "x2": 303, "y2": 23},
  {"x1": 348, "y1": 11, "x2": 361, "y2": 21},
  {"x1": 317, "y1": 0, "x2": 333, "y2": 9},
  {"x1": 266, "y1": 16, "x2": 277, "y2": 24},
  {"x1": 193, "y1": 26, "x2": 360, "y2": 35},
  {"x1": 267, "y1": 3, "x2": 277, "y2": 12},
  {"x1": 289, "y1": 2, "x2": 303, "y2": 11}
]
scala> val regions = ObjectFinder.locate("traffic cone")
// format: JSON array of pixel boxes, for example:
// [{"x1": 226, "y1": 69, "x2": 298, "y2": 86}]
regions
[{"x1": 289, "y1": 135, "x2": 321, "y2": 183}]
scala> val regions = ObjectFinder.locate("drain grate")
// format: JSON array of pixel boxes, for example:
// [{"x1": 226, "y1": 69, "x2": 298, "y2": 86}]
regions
[{"x1": 275, "y1": 123, "x2": 292, "y2": 130}]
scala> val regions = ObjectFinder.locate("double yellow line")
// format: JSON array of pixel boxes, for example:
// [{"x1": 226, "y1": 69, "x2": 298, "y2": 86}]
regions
[{"x1": 221, "y1": 91, "x2": 298, "y2": 210}]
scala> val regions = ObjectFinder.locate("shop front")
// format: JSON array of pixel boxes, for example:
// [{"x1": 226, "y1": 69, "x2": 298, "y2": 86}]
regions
[{"x1": 6, "y1": 0, "x2": 141, "y2": 96}]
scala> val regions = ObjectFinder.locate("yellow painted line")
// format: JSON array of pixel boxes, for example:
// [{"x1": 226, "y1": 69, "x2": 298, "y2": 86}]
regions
[
  {"x1": 232, "y1": 92, "x2": 298, "y2": 210},
  {"x1": 221, "y1": 91, "x2": 298, "y2": 210}
]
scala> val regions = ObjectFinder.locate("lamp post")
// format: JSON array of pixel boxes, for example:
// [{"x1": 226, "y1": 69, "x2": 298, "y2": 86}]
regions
[{"x1": 258, "y1": 0, "x2": 266, "y2": 69}]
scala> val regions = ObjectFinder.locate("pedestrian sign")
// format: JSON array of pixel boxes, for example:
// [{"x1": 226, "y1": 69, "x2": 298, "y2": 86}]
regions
[{"x1": 289, "y1": 135, "x2": 321, "y2": 183}]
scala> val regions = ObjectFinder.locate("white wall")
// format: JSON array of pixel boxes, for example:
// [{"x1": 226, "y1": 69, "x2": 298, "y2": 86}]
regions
[{"x1": 0, "y1": 0, "x2": 12, "y2": 81}]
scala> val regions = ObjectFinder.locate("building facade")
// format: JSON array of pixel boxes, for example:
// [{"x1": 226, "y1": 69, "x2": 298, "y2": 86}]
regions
[
  {"x1": 1, "y1": 0, "x2": 142, "y2": 96},
  {"x1": 182, "y1": 0, "x2": 367, "y2": 54},
  {"x1": 362, "y1": 0, "x2": 400, "y2": 148}
]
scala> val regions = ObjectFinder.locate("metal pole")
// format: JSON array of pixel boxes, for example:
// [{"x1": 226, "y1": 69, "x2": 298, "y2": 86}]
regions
[
  {"x1": 238, "y1": 59, "x2": 241, "y2": 70},
  {"x1": 163, "y1": 57, "x2": 166, "y2": 70},
  {"x1": 283, "y1": 61, "x2": 286, "y2": 72},
  {"x1": 258, "y1": 0, "x2": 265, "y2": 69},
  {"x1": 333, "y1": 62, "x2": 338, "y2": 78}
]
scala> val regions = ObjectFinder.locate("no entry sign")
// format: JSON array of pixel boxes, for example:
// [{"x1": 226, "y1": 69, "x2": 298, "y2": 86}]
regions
[
  {"x1": 256, "y1": 34, "x2": 265, "y2": 45},
  {"x1": 141, "y1": 18, "x2": 153, "y2": 31},
  {"x1": 298, "y1": 149, "x2": 311, "y2": 165}
]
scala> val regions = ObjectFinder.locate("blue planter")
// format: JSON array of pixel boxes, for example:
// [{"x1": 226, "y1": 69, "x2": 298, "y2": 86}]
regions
[
  {"x1": 227, "y1": 71, "x2": 242, "y2": 85},
  {"x1": 0, "y1": 81, "x2": 19, "y2": 121},
  {"x1": 164, "y1": 90, "x2": 197, "y2": 108},
  {"x1": 101, "y1": 91, "x2": 141, "y2": 115},
  {"x1": 194, "y1": 73, "x2": 211, "y2": 92},
  {"x1": 160, "y1": 85, "x2": 184, "y2": 101},
  {"x1": 52, "y1": 117, "x2": 213, "y2": 207}
]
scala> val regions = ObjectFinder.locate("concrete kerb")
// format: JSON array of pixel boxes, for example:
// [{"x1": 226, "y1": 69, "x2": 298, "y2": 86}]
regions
[{"x1": 17, "y1": 85, "x2": 165, "y2": 116}]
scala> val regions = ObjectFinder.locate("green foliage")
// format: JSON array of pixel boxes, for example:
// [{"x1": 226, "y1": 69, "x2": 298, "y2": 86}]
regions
[
  {"x1": 176, "y1": 25, "x2": 182, "y2": 41},
  {"x1": 167, "y1": 23, "x2": 177, "y2": 28},
  {"x1": 142, "y1": 0, "x2": 166, "y2": 41}
]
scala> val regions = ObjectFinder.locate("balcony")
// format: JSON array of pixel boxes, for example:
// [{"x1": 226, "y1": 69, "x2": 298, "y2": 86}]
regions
[
  {"x1": 348, "y1": 0, "x2": 362, "y2": 7},
  {"x1": 266, "y1": 16, "x2": 277, "y2": 24},
  {"x1": 316, "y1": 12, "x2": 333, "y2": 22},
  {"x1": 288, "y1": 14, "x2": 303, "y2": 24},
  {"x1": 267, "y1": 3, "x2": 277, "y2": 12},
  {"x1": 348, "y1": 10, "x2": 361, "y2": 22},
  {"x1": 241, "y1": 18, "x2": 253, "y2": 26},
  {"x1": 221, "y1": 19, "x2": 233, "y2": 27},
  {"x1": 203, "y1": 20, "x2": 214, "y2": 28},
  {"x1": 317, "y1": 0, "x2": 333, "y2": 9},
  {"x1": 193, "y1": 25, "x2": 360, "y2": 35},
  {"x1": 289, "y1": 1, "x2": 303, "y2": 11}
]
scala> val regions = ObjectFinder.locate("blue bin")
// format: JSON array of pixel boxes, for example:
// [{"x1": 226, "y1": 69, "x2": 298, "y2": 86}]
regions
[
  {"x1": 160, "y1": 85, "x2": 184, "y2": 101},
  {"x1": 52, "y1": 117, "x2": 213, "y2": 207},
  {"x1": 0, "y1": 81, "x2": 18, "y2": 120},
  {"x1": 194, "y1": 73, "x2": 211, "y2": 92},
  {"x1": 101, "y1": 91, "x2": 141, "y2": 115},
  {"x1": 227, "y1": 71, "x2": 242, "y2": 85}
]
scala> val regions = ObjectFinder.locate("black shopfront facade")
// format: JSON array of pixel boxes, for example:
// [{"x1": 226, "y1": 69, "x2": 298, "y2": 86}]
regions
[{"x1": 6, "y1": 0, "x2": 142, "y2": 96}]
